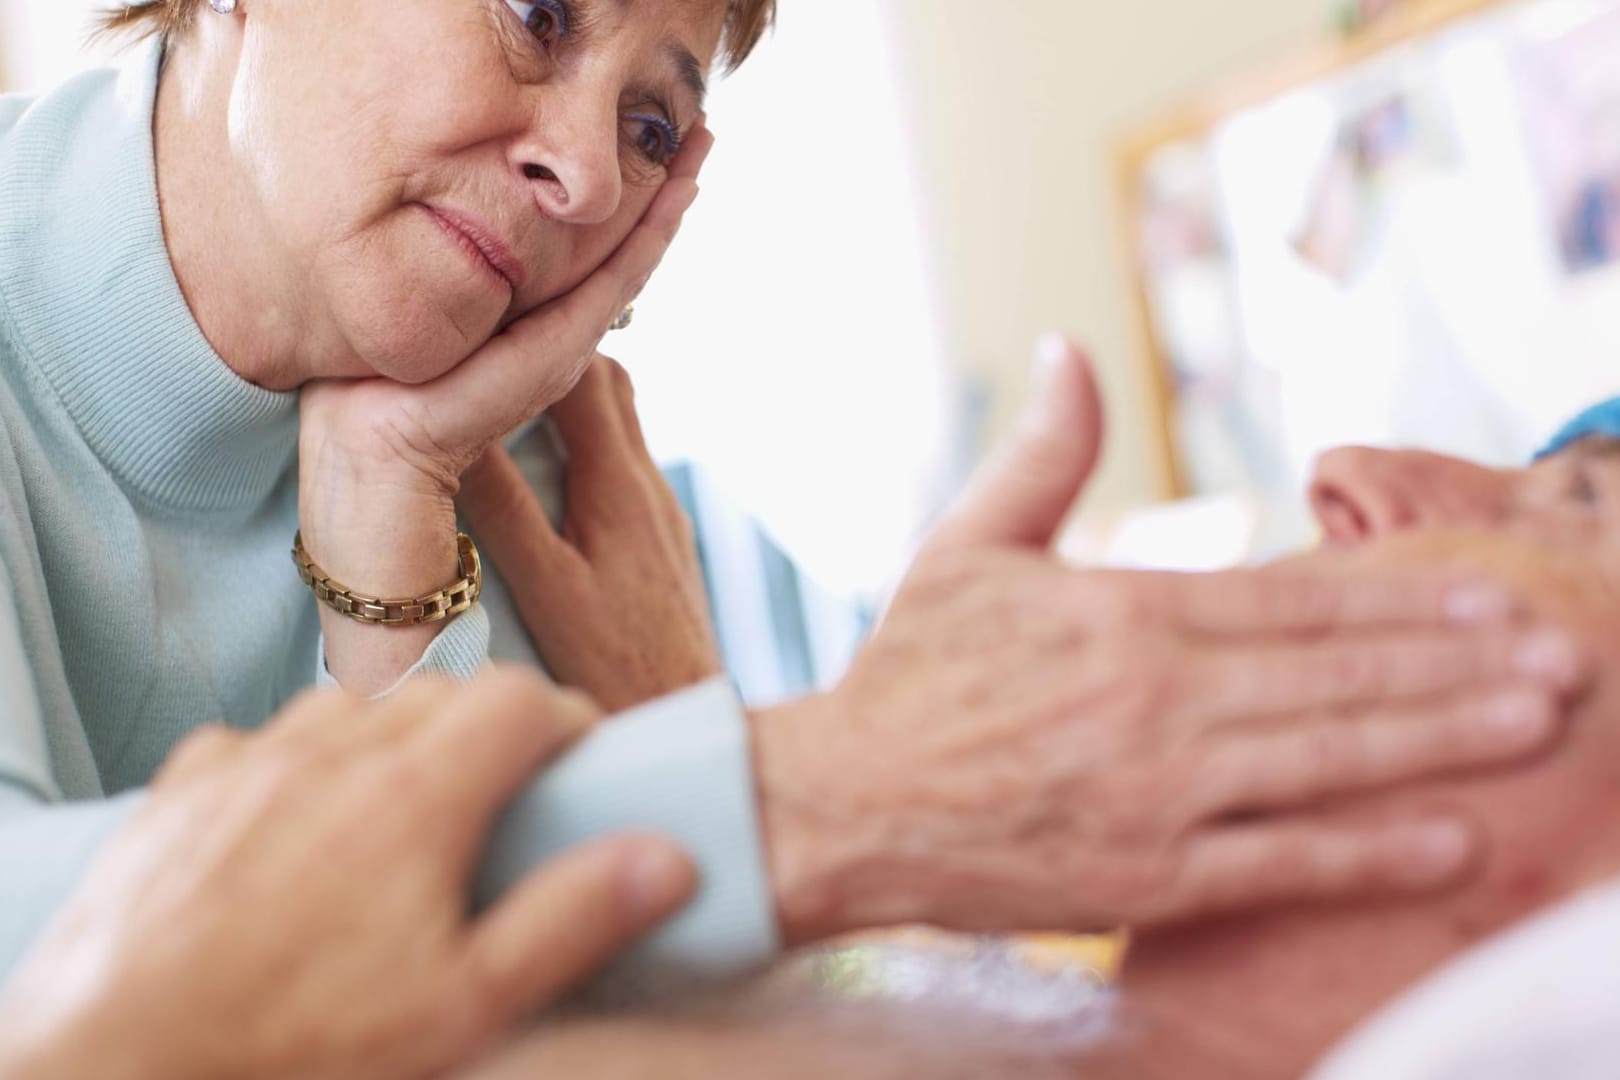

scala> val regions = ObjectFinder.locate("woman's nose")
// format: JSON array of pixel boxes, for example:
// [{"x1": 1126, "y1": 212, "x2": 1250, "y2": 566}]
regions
[{"x1": 511, "y1": 102, "x2": 623, "y2": 225}]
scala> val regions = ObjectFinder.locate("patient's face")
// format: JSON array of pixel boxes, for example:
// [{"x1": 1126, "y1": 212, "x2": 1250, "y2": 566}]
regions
[
  {"x1": 1123, "y1": 524, "x2": 1620, "y2": 1078},
  {"x1": 1309, "y1": 438, "x2": 1620, "y2": 545}
]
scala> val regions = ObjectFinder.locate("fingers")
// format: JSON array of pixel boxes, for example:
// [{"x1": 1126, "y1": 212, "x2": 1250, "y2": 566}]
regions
[
  {"x1": 1186, "y1": 626, "x2": 1586, "y2": 723},
  {"x1": 1185, "y1": 685, "x2": 1563, "y2": 821},
  {"x1": 460, "y1": 446, "x2": 575, "y2": 582},
  {"x1": 548, "y1": 358, "x2": 639, "y2": 519},
  {"x1": 1096, "y1": 564, "x2": 1520, "y2": 637},
  {"x1": 428, "y1": 135, "x2": 712, "y2": 447},
  {"x1": 455, "y1": 834, "x2": 695, "y2": 1029},
  {"x1": 603, "y1": 357, "x2": 661, "y2": 477},
  {"x1": 156, "y1": 722, "x2": 250, "y2": 785},
  {"x1": 404, "y1": 667, "x2": 601, "y2": 844},
  {"x1": 540, "y1": 129, "x2": 714, "y2": 344},
  {"x1": 667, "y1": 121, "x2": 714, "y2": 186},
  {"x1": 600, "y1": 360, "x2": 692, "y2": 543},
  {"x1": 1143, "y1": 814, "x2": 1480, "y2": 926},
  {"x1": 923, "y1": 336, "x2": 1103, "y2": 556}
]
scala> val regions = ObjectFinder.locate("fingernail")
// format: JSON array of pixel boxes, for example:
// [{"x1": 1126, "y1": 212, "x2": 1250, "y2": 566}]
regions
[
  {"x1": 1445, "y1": 584, "x2": 1515, "y2": 624},
  {"x1": 1033, "y1": 333, "x2": 1069, "y2": 383},
  {"x1": 1023, "y1": 334, "x2": 1070, "y2": 420},
  {"x1": 1513, "y1": 629, "x2": 1582, "y2": 685},
  {"x1": 1484, "y1": 691, "x2": 1554, "y2": 743},
  {"x1": 622, "y1": 840, "x2": 693, "y2": 917}
]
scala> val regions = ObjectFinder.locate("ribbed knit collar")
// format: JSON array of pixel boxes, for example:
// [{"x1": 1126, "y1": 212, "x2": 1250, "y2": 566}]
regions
[{"x1": 0, "y1": 43, "x2": 297, "y2": 513}]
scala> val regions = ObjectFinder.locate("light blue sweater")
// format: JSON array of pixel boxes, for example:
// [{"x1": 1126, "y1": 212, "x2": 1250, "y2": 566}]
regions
[{"x1": 0, "y1": 47, "x2": 776, "y2": 983}]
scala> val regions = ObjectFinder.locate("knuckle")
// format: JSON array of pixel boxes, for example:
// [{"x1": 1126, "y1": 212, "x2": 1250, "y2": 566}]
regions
[
  {"x1": 1273, "y1": 573, "x2": 1341, "y2": 627},
  {"x1": 908, "y1": 548, "x2": 982, "y2": 604},
  {"x1": 160, "y1": 722, "x2": 242, "y2": 779},
  {"x1": 476, "y1": 663, "x2": 555, "y2": 705},
  {"x1": 1107, "y1": 845, "x2": 1193, "y2": 925},
  {"x1": 1319, "y1": 644, "x2": 1383, "y2": 696},
  {"x1": 386, "y1": 675, "x2": 458, "y2": 721},
  {"x1": 1076, "y1": 573, "x2": 1153, "y2": 629},
  {"x1": 248, "y1": 742, "x2": 328, "y2": 802},
  {"x1": 1097, "y1": 863, "x2": 1182, "y2": 924},
  {"x1": 456, "y1": 958, "x2": 524, "y2": 1037},
  {"x1": 363, "y1": 749, "x2": 439, "y2": 803},
  {"x1": 1095, "y1": 632, "x2": 1188, "y2": 732},
  {"x1": 1095, "y1": 768, "x2": 1181, "y2": 843},
  {"x1": 1251, "y1": 835, "x2": 1318, "y2": 893},
  {"x1": 1297, "y1": 726, "x2": 1365, "y2": 786}
]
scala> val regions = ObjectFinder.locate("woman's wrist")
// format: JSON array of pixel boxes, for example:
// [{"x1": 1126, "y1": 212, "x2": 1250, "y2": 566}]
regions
[{"x1": 298, "y1": 435, "x2": 467, "y2": 696}]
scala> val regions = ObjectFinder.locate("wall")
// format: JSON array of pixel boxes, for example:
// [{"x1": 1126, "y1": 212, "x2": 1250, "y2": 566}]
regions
[
  {"x1": 0, "y1": 0, "x2": 117, "y2": 91},
  {"x1": 0, "y1": 0, "x2": 1349, "y2": 534},
  {"x1": 881, "y1": 0, "x2": 1342, "y2": 517}
]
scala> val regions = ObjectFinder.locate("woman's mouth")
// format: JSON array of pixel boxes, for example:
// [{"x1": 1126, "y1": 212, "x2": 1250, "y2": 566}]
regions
[{"x1": 418, "y1": 204, "x2": 528, "y2": 294}]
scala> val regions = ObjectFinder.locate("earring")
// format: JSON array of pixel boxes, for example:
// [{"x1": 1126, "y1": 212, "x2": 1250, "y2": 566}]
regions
[
  {"x1": 609, "y1": 305, "x2": 634, "y2": 332},
  {"x1": 209, "y1": 0, "x2": 238, "y2": 13}
]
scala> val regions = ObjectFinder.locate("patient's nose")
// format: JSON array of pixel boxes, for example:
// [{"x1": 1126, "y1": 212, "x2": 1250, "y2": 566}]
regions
[{"x1": 1309, "y1": 446, "x2": 1508, "y2": 544}]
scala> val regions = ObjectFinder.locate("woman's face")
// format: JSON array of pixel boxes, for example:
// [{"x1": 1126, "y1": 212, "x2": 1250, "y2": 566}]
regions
[{"x1": 225, "y1": 0, "x2": 724, "y2": 383}]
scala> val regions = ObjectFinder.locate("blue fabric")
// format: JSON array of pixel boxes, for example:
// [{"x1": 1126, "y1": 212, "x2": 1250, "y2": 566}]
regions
[{"x1": 1537, "y1": 397, "x2": 1620, "y2": 459}]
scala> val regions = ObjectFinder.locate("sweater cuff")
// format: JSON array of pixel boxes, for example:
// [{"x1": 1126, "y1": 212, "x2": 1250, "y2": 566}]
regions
[
  {"x1": 315, "y1": 603, "x2": 492, "y2": 696},
  {"x1": 475, "y1": 677, "x2": 781, "y2": 997}
]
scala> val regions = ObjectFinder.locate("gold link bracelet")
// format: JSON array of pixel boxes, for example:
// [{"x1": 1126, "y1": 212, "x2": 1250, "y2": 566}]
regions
[{"x1": 292, "y1": 532, "x2": 481, "y2": 627}]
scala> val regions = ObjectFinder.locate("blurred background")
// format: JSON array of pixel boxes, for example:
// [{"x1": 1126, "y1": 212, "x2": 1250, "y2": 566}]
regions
[{"x1": 4, "y1": 0, "x2": 1617, "y2": 704}]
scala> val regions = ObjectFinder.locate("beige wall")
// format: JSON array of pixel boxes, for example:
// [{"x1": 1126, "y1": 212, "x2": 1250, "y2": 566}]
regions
[
  {"x1": 0, "y1": 0, "x2": 1341, "y2": 523},
  {"x1": 881, "y1": 0, "x2": 1341, "y2": 515}
]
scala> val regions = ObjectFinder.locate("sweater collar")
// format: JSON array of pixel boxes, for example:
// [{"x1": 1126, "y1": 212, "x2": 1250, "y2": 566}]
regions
[{"x1": 0, "y1": 43, "x2": 297, "y2": 513}]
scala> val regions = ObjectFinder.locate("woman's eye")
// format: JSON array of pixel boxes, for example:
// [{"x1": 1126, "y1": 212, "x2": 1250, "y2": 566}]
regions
[
  {"x1": 625, "y1": 114, "x2": 680, "y2": 166},
  {"x1": 503, "y1": 0, "x2": 566, "y2": 43}
]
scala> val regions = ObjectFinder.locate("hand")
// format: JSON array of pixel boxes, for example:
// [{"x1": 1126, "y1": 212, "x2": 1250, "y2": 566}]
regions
[
  {"x1": 459, "y1": 356, "x2": 722, "y2": 711},
  {"x1": 298, "y1": 129, "x2": 715, "y2": 696},
  {"x1": 0, "y1": 670, "x2": 695, "y2": 1080},
  {"x1": 750, "y1": 337, "x2": 1587, "y2": 944}
]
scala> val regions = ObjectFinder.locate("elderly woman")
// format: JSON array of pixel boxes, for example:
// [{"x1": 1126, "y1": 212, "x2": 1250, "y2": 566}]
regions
[{"x1": 0, "y1": 0, "x2": 1596, "y2": 1071}]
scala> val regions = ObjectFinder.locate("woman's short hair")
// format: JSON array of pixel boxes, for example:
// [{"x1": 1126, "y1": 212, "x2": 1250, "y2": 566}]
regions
[{"x1": 103, "y1": 0, "x2": 776, "y2": 72}]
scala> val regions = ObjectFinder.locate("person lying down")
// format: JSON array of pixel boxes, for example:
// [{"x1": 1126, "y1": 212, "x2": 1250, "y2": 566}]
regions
[{"x1": 459, "y1": 398, "x2": 1620, "y2": 1080}]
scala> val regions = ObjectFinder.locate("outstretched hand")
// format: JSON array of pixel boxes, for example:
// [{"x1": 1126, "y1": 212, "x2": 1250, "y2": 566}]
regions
[{"x1": 753, "y1": 336, "x2": 1586, "y2": 944}]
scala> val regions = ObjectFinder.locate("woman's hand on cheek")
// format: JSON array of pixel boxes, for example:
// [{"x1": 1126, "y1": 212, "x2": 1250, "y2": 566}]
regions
[
  {"x1": 459, "y1": 356, "x2": 723, "y2": 711},
  {"x1": 299, "y1": 128, "x2": 715, "y2": 696}
]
